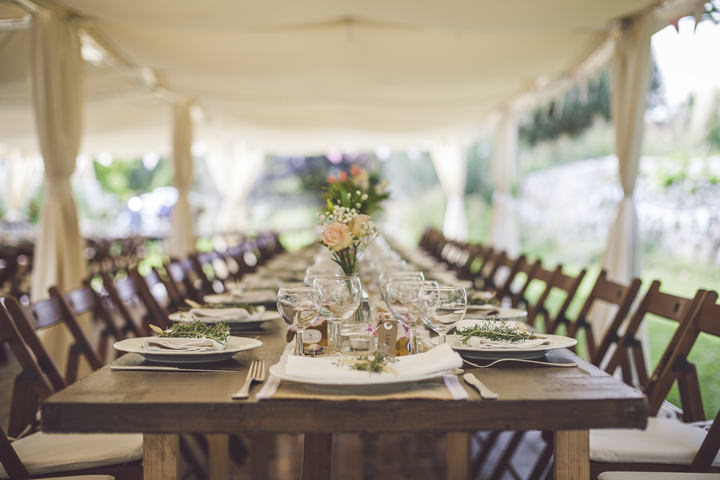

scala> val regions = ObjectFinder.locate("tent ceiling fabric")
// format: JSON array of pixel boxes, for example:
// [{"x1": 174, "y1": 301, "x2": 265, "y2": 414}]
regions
[{"x1": 1, "y1": 0, "x2": 659, "y2": 153}]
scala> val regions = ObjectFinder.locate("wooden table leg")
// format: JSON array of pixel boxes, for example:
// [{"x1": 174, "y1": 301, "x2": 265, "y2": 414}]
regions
[
  {"x1": 143, "y1": 433, "x2": 179, "y2": 480},
  {"x1": 553, "y1": 430, "x2": 589, "y2": 480},
  {"x1": 302, "y1": 433, "x2": 332, "y2": 480},
  {"x1": 446, "y1": 432, "x2": 470, "y2": 480},
  {"x1": 208, "y1": 434, "x2": 229, "y2": 480}
]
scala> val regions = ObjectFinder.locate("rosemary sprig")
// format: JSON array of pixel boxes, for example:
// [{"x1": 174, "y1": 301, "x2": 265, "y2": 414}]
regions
[
  {"x1": 455, "y1": 321, "x2": 537, "y2": 344},
  {"x1": 159, "y1": 321, "x2": 230, "y2": 344}
]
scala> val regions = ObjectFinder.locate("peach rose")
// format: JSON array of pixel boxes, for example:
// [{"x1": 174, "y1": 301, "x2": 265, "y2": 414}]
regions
[
  {"x1": 321, "y1": 222, "x2": 352, "y2": 251},
  {"x1": 348, "y1": 214, "x2": 370, "y2": 236},
  {"x1": 352, "y1": 169, "x2": 369, "y2": 189},
  {"x1": 338, "y1": 171, "x2": 348, "y2": 182},
  {"x1": 350, "y1": 165, "x2": 363, "y2": 176},
  {"x1": 327, "y1": 175, "x2": 336, "y2": 183}
]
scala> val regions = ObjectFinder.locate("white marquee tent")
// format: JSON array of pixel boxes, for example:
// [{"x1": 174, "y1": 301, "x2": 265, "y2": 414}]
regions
[{"x1": 0, "y1": 0, "x2": 708, "y2": 354}]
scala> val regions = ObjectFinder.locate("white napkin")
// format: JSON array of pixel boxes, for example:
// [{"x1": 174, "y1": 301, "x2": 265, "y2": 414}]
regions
[
  {"x1": 190, "y1": 306, "x2": 265, "y2": 322},
  {"x1": 142, "y1": 337, "x2": 226, "y2": 352},
  {"x1": 284, "y1": 343, "x2": 462, "y2": 382}
]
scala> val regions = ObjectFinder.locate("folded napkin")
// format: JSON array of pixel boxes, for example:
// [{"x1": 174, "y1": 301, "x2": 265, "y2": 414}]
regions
[
  {"x1": 191, "y1": 306, "x2": 265, "y2": 322},
  {"x1": 142, "y1": 337, "x2": 226, "y2": 352},
  {"x1": 465, "y1": 336, "x2": 550, "y2": 350},
  {"x1": 284, "y1": 343, "x2": 462, "y2": 383}
]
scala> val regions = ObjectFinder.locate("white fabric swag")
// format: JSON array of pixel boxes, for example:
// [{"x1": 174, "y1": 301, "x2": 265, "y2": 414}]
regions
[
  {"x1": 169, "y1": 100, "x2": 195, "y2": 258},
  {"x1": 489, "y1": 109, "x2": 520, "y2": 257},
  {"x1": 595, "y1": 15, "x2": 652, "y2": 341},
  {"x1": 28, "y1": 10, "x2": 87, "y2": 374},
  {"x1": 431, "y1": 142, "x2": 468, "y2": 241},
  {"x1": 29, "y1": 10, "x2": 86, "y2": 298},
  {"x1": 206, "y1": 140, "x2": 265, "y2": 232}
]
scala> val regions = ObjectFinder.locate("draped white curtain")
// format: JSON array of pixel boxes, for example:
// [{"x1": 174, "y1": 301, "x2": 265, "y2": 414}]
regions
[
  {"x1": 592, "y1": 15, "x2": 652, "y2": 342},
  {"x1": 30, "y1": 9, "x2": 86, "y2": 299},
  {"x1": 169, "y1": 100, "x2": 195, "y2": 258},
  {"x1": 28, "y1": 9, "x2": 87, "y2": 374},
  {"x1": 431, "y1": 142, "x2": 468, "y2": 241},
  {"x1": 206, "y1": 140, "x2": 265, "y2": 232},
  {"x1": 489, "y1": 109, "x2": 519, "y2": 256}
]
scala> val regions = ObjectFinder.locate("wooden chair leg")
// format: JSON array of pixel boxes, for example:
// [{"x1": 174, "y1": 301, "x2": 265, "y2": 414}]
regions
[
  {"x1": 470, "y1": 431, "x2": 500, "y2": 478},
  {"x1": 489, "y1": 431, "x2": 524, "y2": 480}
]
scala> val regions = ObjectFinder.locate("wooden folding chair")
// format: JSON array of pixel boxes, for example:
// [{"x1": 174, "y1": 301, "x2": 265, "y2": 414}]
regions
[
  {"x1": 568, "y1": 270, "x2": 643, "y2": 363},
  {"x1": 50, "y1": 283, "x2": 124, "y2": 363},
  {"x1": 528, "y1": 286, "x2": 710, "y2": 480},
  {"x1": 3, "y1": 294, "x2": 103, "y2": 388},
  {"x1": 0, "y1": 300, "x2": 143, "y2": 480},
  {"x1": 591, "y1": 290, "x2": 720, "y2": 478},
  {"x1": 101, "y1": 274, "x2": 152, "y2": 338}
]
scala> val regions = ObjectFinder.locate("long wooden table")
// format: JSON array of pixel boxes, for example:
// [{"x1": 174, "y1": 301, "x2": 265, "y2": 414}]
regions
[{"x1": 42, "y1": 317, "x2": 647, "y2": 479}]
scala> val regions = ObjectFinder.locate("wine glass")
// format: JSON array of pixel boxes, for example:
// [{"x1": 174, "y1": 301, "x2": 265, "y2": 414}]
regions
[
  {"x1": 419, "y1": 286, "x2": 467, "y2": 344},
  {"x1": 304, "y1": 265, "x2": 341, "y2": 286},
  {"x1": 277, "y1": 286, "x2": 320, "y2": 356},
  {"x1": 386, "y1": 280, "x2": 438, "y2": 355},
  {"x1": 313, "y1": 276, "x2": 362, "y2": 353},
  {"x1": 378, "y1": 270, "x2": 424, "y2": 304}
]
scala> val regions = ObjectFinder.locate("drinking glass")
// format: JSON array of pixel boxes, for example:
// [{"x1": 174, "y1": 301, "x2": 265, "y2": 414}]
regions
[
  {"x1": 313, "y1": 276, "x2": 362, "y2": 353},
  {"x1": 277, "y1": 286, "x2": 320, "y2": 356},
  {"x1": 386, "y1": 280, "x2": 438, "y2": 355},
  {"x1": 419, "y1": 286, "x2": 467, "y2": 344},
  {"x1": 304, "y1": 265, "x2": 341, "y2": 286},
  {"x1": 378, "y1": 270, "x2": 424, "y2": 304}
]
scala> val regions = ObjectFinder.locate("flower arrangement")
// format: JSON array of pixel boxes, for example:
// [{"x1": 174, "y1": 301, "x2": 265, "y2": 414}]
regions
[
  {"x1": 323, "y1": 166, "x2": 390, "y2": 216},
  {"x1": 319, "y1": 205, "x2": 378, "y2": 275}
]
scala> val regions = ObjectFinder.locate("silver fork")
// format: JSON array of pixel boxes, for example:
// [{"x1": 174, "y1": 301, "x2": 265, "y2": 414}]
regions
[
  {"x1": 231, "y1": 360, "x2": 267, "y2": 399},
  {"x1": 463, "y1": 357, "x2": 577, "y2": 369}
]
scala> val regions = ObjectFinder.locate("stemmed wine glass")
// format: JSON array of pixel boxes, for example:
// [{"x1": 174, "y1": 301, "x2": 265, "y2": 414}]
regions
[
  {"x1": 386, "y1": 280, "x2": 438, "y2": 355},
  {"x1": 312, "y1": 276, "x2": 362, "y2": 354},
  {"x1": 304, "y1": 265, "x2": 341, "y2": 286},
  {"x1": 277, "y1": 286, "x2": 320, "y2": 356},
  {"x1": 419, "y1": 286, "x2": 467, "y2": 344},
  {"x1": 378, "y1": 270, "x2": 424, "y2": 304}
]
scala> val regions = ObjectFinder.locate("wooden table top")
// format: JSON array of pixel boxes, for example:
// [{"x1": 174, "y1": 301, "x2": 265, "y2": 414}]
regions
[{"x1": 42, "y1": 316, "x2": 648, "y2": 435}]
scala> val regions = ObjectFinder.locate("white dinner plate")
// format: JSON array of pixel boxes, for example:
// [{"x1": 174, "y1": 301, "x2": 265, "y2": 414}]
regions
[
  {"x1": 447, "y1": 333, "x2": 577, "y2": 360},
  {"x1": 168, "y1": 309, "x2": 278, "y2": 326},
  {"x1": 269, "y1": 362, "x2": 448, "y2": 387},
  {"x1": 204, "y1": 290, "x2": 277, "y2": 305},
  {"x1": 464, "y1": 305, "x2": 527, "y2": 321},
  {"x1": 113, "y1": 336, "x2": 263, "y2": 364}
]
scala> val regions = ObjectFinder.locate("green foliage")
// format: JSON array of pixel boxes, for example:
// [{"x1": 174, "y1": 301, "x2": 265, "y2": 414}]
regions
[
  {"x1": 519, "y1": 70, "x2": 611, "y2": 147},
  {"x1": 465, "y1": 139, "x2": 494, "y2": 204},
  {"x1": 92, "y1": 156, "x2": 171, "y2": 200}
]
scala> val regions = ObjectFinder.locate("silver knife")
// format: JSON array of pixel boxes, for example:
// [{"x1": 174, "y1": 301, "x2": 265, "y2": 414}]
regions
[
  {"x1": 463, "y1": 373, "x2": 499, "y2": 400},
  {"x1": 110, "y1": 365, "x2": 242, "y2": 373}
]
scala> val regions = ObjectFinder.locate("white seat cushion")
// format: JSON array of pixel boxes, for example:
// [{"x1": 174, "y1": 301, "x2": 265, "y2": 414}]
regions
[
  {"x1": 591, "y1": 417, "x2": 719, "y2": 466},
  {"x1": 599, "y1": 473, "x2": 720, "y2": 480},
  {"x1": 0, "y1": 432, "x2": 142, "y2": 479}
]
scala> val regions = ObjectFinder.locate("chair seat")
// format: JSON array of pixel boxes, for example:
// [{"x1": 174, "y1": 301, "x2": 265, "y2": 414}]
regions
[
  {"x1": 599, "y1": 473, "x2": 720, "y2": 480},
  {"x1": 0, "y1": 432, "x2": 142, "y2": 479},
  {"x1": 591, "y1": 417, "x2": 719, "y2": 466}
]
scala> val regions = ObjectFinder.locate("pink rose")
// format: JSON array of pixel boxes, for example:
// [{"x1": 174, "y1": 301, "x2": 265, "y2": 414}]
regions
[
  {"x1": 321, "y1": 222, "x2": 352, "y2": 251},
  {"x1": 348, "y1": 214, "x2": 370, "y2": 236}
]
